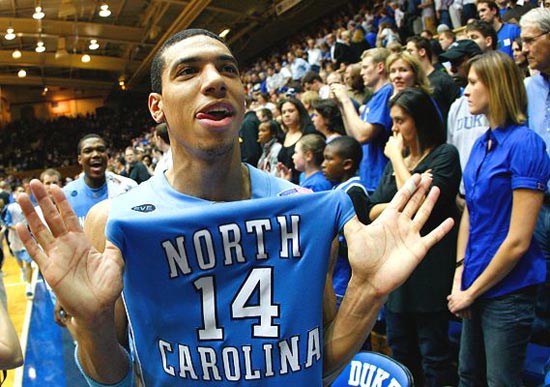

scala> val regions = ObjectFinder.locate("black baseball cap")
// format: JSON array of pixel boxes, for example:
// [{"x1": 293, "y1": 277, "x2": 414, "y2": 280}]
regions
[{"x1": 439, "y1": 39, "x2": 482, "y2": 63}]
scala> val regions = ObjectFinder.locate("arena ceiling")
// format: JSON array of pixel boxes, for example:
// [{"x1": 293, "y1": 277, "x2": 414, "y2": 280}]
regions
[{"x1": 0, "y1": 0, "x2": 348, "y2": 100}]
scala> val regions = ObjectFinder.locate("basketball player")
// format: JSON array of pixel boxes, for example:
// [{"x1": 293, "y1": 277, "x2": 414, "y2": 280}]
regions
[{"x1": 16, "y1": 29, "x2": 453, "y2": 386}]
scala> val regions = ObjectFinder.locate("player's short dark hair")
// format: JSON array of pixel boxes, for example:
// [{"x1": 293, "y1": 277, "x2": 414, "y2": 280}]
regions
[
  {"x1": 155, "y1": 123, "x2": 170, "y2": 145},
  {"x1": 406, "y1": 36, "x2": 433, "y2": 61},
  {"x1": 150, "y1": 29, "x2": 228, "y2": 94},
  {"x1": 465, "y1": 20, "x2": 498, "y2": 50},
  {"x1": 77, "y1": 133, "x2": 105, "y2": 154},
  {"x1": 326, "y1": 136, "x2": 363, "y2": 173}
]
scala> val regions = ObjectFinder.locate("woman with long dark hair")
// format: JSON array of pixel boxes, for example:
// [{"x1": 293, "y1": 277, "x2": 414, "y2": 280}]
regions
[
  {"x1": 368, "y1": 88, "x2": 461, "y2": 386},
  {"x1": 276, "y1": 97, "x2": 314, "y2": 183}
]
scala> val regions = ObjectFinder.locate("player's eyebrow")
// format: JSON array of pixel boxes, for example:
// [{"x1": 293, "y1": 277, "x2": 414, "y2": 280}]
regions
[{"x1": 170, "y1": 54, "x2": 238, "y2": 71}]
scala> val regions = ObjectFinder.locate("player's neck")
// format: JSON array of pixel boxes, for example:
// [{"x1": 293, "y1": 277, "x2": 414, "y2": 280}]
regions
[{"x1": 166, "y1": 154, "x2": 250, "y2": 202}]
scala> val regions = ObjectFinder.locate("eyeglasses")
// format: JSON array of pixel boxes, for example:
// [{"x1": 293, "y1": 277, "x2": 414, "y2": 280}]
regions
[{"x1": 521, "y1": 32, "x2": 548, "y2": 46}]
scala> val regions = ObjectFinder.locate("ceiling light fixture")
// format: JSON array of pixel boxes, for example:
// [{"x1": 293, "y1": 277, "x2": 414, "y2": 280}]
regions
[
  {"x1": 5, "y1": 27, "x2": 16, "y2": 40},
  {"x1": 89, "y1": 39, "x2": 99, "y2": 50},
  {"x1": 42, "y1": 86, "x2": 48, "y2": 96},
  {"x1": 219, "y1": 28, "x2": 230, "y2": 39},
  {"x1": 35, "y1": 41, "x2": 46, "y2": 53},
  {"x1": 33, "y1": 6, "x2": 45, "y2": 20},
  {"x1": 81, "y1": 54, "x2": 91, "y2": 63},
  {"x1": 99, "y1": 4, "x2": 111, "y2": 17},
  {"x1": 18, "y1": 69, "x2": 26, "y2": 78},
  {"x1": 12, "y1": 49, "x2": 21, "y2": 59}
]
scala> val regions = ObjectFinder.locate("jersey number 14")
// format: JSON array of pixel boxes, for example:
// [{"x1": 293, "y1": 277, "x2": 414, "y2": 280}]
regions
[{"x1": 194, "y1": 267, "x2": 280, "y2": 340}]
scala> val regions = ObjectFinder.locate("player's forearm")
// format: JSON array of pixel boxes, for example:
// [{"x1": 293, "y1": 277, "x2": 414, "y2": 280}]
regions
[
  {"x1": 73, "y1": 311, "x2": 129, "y2": 384},
  {"x1": 323, "y1": 277, "x2": 386, "y2": 378}
]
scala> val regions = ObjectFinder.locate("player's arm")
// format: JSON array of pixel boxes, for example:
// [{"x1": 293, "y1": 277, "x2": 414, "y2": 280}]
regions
[
  {"x1": 16, "y1": 181, "x2": 129, "y2": 385},
  {"x1": 322, "y1": 174, "x2": 454, "y2": 381},
  {"x1": 323, "y1": 237, "x2": 340, "y2": 328},
  {"x1": 330, "y1": 83, "x2": 382, "y2": 143},
  {"x1": 0, "y1": 293, "x2": 23, "y2": 369}
]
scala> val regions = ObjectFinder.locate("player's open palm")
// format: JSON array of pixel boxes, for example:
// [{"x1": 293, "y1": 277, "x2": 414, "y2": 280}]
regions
[
  {"x1": 16, "y1": 180, "x2": 123, "y2": 327},
  {"x1": 345, "y1": 175, "x2": 454, "y2": 297}
]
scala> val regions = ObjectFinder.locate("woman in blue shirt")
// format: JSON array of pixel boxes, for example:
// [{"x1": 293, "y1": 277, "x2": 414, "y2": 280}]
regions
[{"x1": 447, "y1": 51, "x2": 550, "y2": 386}]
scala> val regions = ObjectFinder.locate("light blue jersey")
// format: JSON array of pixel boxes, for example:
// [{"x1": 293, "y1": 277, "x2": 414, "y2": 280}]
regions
[
  {"x1": 106, "y1": 165, "x2": 355, "y2": 386},
  {"x1": 64, "y1": 172, "x2": 136, "y2": 226}
]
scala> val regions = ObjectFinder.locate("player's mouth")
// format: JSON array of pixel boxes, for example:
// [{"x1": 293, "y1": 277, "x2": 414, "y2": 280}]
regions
[
  {"x1": 89, "y1": 160, "x2": 105, "y2": 174},
  {"x1": 196, "y1": 102, "x2": 236, "y2": 129}
]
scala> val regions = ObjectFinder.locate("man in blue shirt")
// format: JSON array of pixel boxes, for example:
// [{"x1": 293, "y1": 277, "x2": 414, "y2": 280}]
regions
[
  {"x1": 477, "y1": 0, "x2": 520, "y2": 57},
  {"x1": 15, "y1": 29, "x2": 453, "y2": 387},
  {"x1": 521, "y1": 7, "x2": 550, "y2": 348},
  {"x1": 331, "y1": 47, "x2": 393, "y2": 193}
]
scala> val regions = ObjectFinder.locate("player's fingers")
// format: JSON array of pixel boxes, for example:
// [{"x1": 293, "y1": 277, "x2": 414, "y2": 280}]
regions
[
  {"x1": 408, "y1": 185, "x2": 438, "y2": 232},
  {"x1": 15, "y1": 222, "x2": 49, "y2": 268},
  {"x1": 50, "y1": 184, "x2": 82, "y2": 233},
  {"x1": 29, "y1": 179, "x2": 68, "y2": 238},
  {"x1": 17, "y1": 192, "x2": 55, "y2": 248},
  {"x1": 387, "y1": 174, "x2": 422, "y2": 212},
  {"x1": 401, "y1": 177, "x2": 431, "y2": 220},
  {"x1": 420, "y1": 217, "x2": 455, "y2": 251}
]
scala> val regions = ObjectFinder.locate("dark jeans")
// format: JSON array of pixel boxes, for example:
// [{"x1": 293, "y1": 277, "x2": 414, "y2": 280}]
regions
[
  {"x1": 386, "y1": 309, "x2": 457, "y2": 387},
  {"x1": 458, "y1": 289, "x2": 536, "y2": 386}
]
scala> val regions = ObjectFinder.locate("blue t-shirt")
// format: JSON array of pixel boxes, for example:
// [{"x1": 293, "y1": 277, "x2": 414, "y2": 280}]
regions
[
  {"x1": 106, "y1": 165, "x2": 355, "y2": 386},
  {"x1": 497, "y1": 23, "x2": 520, "y2": 58},
  {"x1": 463, "y1": 125, "x2": 550, "y2": 297},
  {"x1": 359, "y1": 83, "x2": 393, "y2": 192},
  {"x1": 299, "y1": 171, "x2": 333, "y2": 192}
]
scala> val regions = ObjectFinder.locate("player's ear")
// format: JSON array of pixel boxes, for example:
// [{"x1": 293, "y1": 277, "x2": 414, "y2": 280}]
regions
[
  {"x1": 342, "y1": 158, "x2": 353, "y2": 171},
  {"x1": 148, "y1": 93, "x2": 165, "y2": 123}
]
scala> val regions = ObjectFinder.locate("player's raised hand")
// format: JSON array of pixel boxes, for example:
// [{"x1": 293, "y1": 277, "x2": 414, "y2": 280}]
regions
[
  {"x1": 345, "y1": 174, "x2": 454, "y2": 297},
  {"x1": 16, "y1": 179, "x2": 123, "y2": 328}
]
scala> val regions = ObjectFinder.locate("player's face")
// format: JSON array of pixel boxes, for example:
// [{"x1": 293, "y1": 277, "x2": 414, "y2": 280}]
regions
[
  {"x1": 281, "y1": 102, "x2": 300, "y2": 129},
  {"x1": 257, "y1": 122, "x2": 273, "y2": 144},
  {"x1": 321, "y1": 145, "x2": 346, "y2": 183},
  {"x1": 464, "y1": 68, "x2": 490, "y2": 116},
  {"x1": 149, "y1": 35, "x2": 245, "y2": 160},
  {"x1": 390, "y1": 105, "x2": 417, "y2": 145},
  {"x1": 78, "y1": 137, "x2": 108, "y2": 182},
  {"x1": 521, "y1": 26, "x2": 550, "y2": 74},
  {"x1": 389, "y1": 59, "x2": 416, "y2": 93},
  {"x1": 292, "y1": 142, "x2": 306, "y2": 172}
]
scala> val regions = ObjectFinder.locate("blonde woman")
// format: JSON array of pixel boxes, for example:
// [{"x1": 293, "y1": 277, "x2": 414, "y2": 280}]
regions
[
  {"x1": 448, "y1": 51, "x2": 550, "y2": 386},
  {"x1": 386, "y1": 52, "x2": 432, "y2": 97}
]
